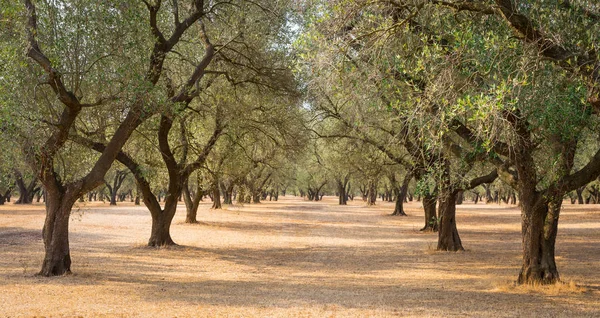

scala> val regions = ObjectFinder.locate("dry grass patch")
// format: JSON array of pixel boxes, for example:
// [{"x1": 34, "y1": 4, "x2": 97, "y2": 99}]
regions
[
  {"x1": 493, "y1": 280, "x2": 588, "y2": 295},
  {"x1": 1, "y1": 197, "x2": 599, "y2": 317}
]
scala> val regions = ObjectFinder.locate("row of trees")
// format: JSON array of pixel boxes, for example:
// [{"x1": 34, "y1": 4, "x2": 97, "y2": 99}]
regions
[
  {"x1": 295, "y1": 0, "x2": 600, "y2": 285},
  {"x1": 1, "y1": 0, "x2": 599, "y2": 286}
]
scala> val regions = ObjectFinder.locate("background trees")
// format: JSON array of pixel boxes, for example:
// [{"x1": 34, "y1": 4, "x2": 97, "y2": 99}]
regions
[{"x1": 1, "y1": 0, "x2": 599, "y2": 286}]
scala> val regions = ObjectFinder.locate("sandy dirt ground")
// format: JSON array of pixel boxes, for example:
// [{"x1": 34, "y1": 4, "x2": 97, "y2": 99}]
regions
[{"x1": 1, "y1": 196, "x2": 599, "y2": 317}]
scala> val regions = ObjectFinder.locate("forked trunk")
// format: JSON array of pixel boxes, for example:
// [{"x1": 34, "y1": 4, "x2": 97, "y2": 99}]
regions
[
  {"x1": 392, "y1": 173, "x2": 411, "y2": 216},
  {"x1": 183, "y1": 181, "x2": 202, "y2": 223},
  {"x1": 518, "y1": 199, "x2": 560, "y2": 284},
  {"x1": 437, "y1": 190, "x2": 463, "y2": 251},
  {"x1": 223, "y1": 183, "x2": 234, "y2": 204},
  {"x1": 39, "y1": 189, "x2": 78, "y2": 276},
  {"x1": 148, "y1": 206, "x2": 177, "y2": 246},
  {"x1": 391, "y1": 188, "x2": 407, "y2": 216},
  {"x1": 421, "y1": 194, "x2": 438, "y2": 231}
]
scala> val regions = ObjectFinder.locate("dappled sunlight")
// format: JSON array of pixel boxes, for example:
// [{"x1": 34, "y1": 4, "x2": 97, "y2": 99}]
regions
[{"x1": 1, "y1": 196, "x2": 599, "y2": 316}]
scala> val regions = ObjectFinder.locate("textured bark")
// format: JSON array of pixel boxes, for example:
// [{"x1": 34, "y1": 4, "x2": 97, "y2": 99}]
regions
[
  {"x1": 437, "y1": 189, "x2": 463, "y2": 251},
  {"x1": 39, "y1": 188, "x2": 79, "y2": 276},
  {"x1": 517, "y1": 198, "x2": 560, "y2": 284},
  {"x1": 421, "y1": 194, "x2": 438, "y2": 231},
  {"x1": 148, "y1": 208, "x2": 176, "y2": 247}
]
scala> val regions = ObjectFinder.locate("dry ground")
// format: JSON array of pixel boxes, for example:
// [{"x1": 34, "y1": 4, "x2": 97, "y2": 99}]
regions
[{"x1": 1, "y1": 196, "x2": 599, "y2": 317}]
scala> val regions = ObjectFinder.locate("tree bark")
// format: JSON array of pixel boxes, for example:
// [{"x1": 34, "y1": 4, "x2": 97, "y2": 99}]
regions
[
  {"x1": 39, "y1": 187, "x2": 79, "y2": 276},
  {"x1": 576, "y1": 186, "x2": 584, "y2": 204},
  {"x1": 148, "y1": 207, "x2": 176, "y2": 246},
  {"x1": 437, "y1": 189, "x2": 463, "y2": 251},
  {"x1": 367, "y1": 179, "x2": 377, "y2": 205},
  {"x1": 0, "y1": 189, "x2": 11, "y2": 205},
  {"x1": 337, "y1": 180, "x2": 348, "y2": 205},
  {"x1": 14, "y1": 169, "x2": 37, "y2": 204},
  {"x1": 421, "y1": 194, "x2": 438, "y2": 231},
  {"x1": 391, "y1": 173, "x2": 411, "y2": 216},
  {"x1": 222, "y1": 182, "x2": 234, "y2": 204},
  {"x1": 183, "y1": 179, "x2": 202, "y2": 223},
  {"x1": 211, "y1": 181, "x2": 222, "y2": 209},
  {"x1": 517, "y1": 196, "x2": 560, "y2": 284}
]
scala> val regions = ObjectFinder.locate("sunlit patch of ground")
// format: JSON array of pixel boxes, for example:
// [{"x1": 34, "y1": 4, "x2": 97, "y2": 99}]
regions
[{"x1": 1, "y1": 197, "x2": 599, "y2": 317}]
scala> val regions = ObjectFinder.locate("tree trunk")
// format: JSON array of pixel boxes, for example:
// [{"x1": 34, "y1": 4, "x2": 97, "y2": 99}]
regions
[
  {"x1": 252, "y1": 192, "x2": 261, "y2": 204},
  {"x1": 367, "y1": 180, "x2": 377, "y2": 206},
  {"x1": 148, "y1": 211, "x2": 176, "y2": 246},
  {"x1": 437, "y1": 189, "x2": 463, "y2": 251},
  {"x1": 517, "y1": 197, "x2": 560, "y2": 284},
  {"x1": 576, "y1": 187, "x2": 584, "y2": 204},
  {"x1": 39, "y1": 189, "x2": 78, "y2": 276},
  {"x1": 212, "y1": 182, "x2": 222, "y2": 209},
  {"x1": 337, "y1": 181, "x2": 347, "y2": 205},
  {"x1": 0, "y1": 189, "x2": 11, "y2": 205},
  {"x1": 223, "y1": 183, "x2": 234, "y2": 204},
  {"x1": 456, "y1": 190, "x2": 464, "y2": 205},
  {"x1": 391, "y1": 173, "x2": 411, "y2": 216},
  {"x1": 421, "y1": 194, "x2": 438, "y2": 231},
  {"x1": 109, "y1": 189, "x2": 117, "y2": 205},
  {"x1": 183, "y1": 180, "x2": 202, "y2": 223},
  {"x1": 237, "y1": 187, "x2": 246, "y2": 203},
  {"x1": 484, "y1": 185, "x2": 493, "y2": 203},
  {"x1": 14, "y1": 169, "x2": 38, "y2": 204}
]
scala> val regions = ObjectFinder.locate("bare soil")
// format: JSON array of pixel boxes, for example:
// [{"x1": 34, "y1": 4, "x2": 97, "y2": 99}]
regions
[{"x1": 1, "y1": 196, "x2": 599, "y2": 317}]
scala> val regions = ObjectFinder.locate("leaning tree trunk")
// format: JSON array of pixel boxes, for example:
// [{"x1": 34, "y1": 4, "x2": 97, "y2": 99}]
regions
[
  {"x1": 421, "y1": 194, "x2": 438, "y2": 231},
  {"x1": 39, "y1": 188, "x2": 79, "y2": 276},
  {"x1": 437, "y1": 189, "x2": 463, "y2": 251},
  {"x1": 517, "y1": 197, "x2": 560, "y2": 284}
]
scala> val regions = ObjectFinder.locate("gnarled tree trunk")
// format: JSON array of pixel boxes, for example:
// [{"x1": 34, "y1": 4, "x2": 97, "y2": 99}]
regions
[
  {"x1": 517, "y1": 196, "x2": 560, "y2": 284},
  {"x1": 39, "y1": 186, "x2": 80, "y2": 276},
  {"x1": 437, "y1": 189, "x2": 463, "y2": 251}
]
